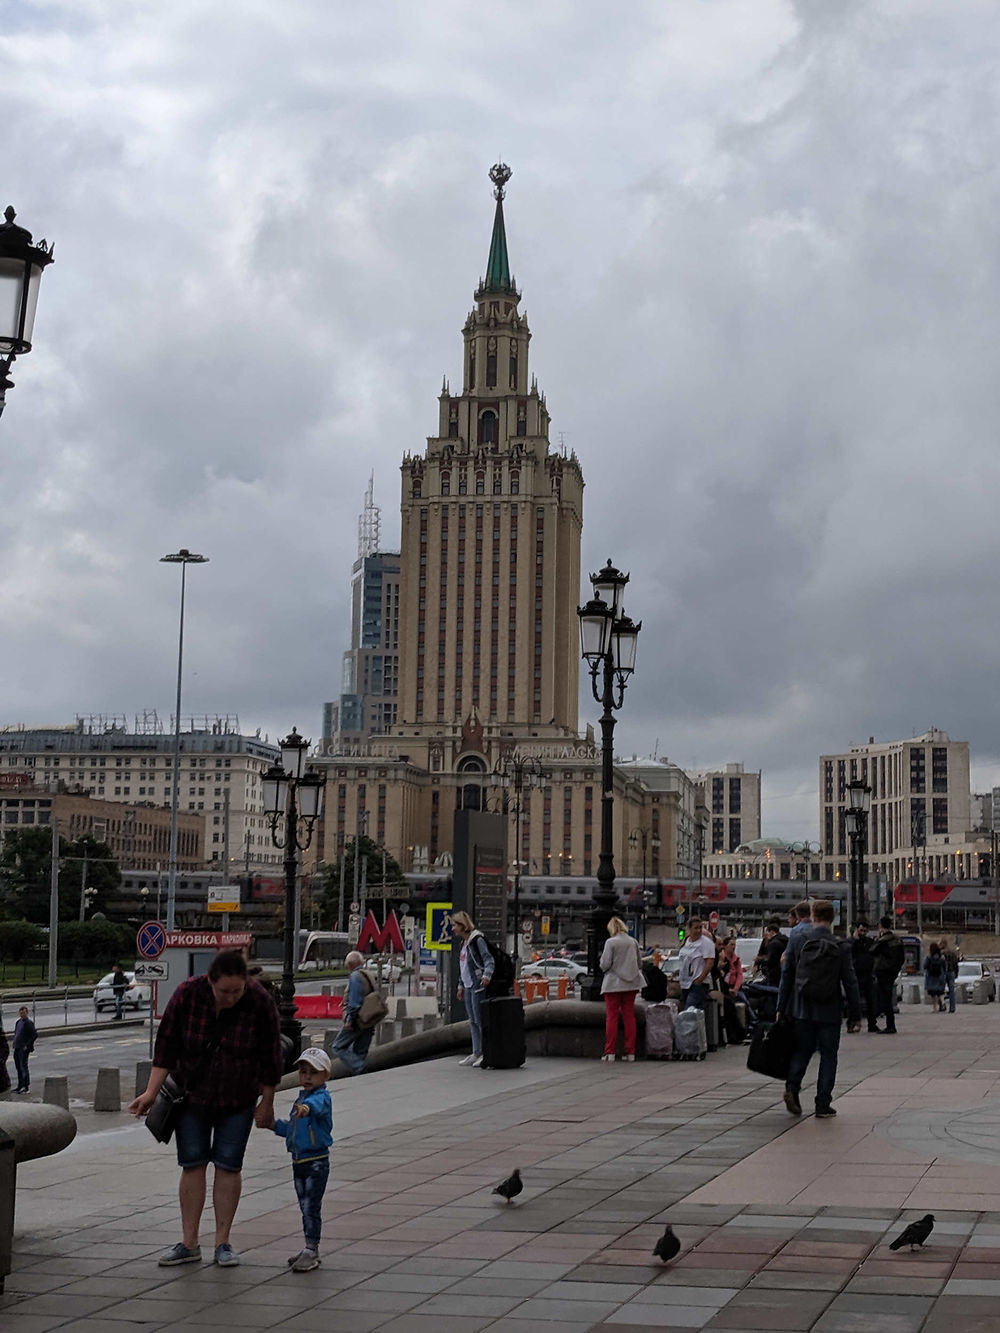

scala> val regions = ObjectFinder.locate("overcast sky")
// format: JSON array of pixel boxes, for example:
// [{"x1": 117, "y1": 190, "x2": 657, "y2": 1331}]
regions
[{"x1": 4, "y1": 0, "x2": 1000, "y2": 841}]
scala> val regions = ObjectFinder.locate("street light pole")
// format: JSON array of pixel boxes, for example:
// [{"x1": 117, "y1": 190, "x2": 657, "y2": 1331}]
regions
[
  {"x1": 160, "y1": 549, "x2": 208, "y2": 931},
  {"x1": 577, "y1": 559, "x2": 641, "y2": 1001},
  {"x1": 262, "y1": 729, "x2": 326, "y2": 1065},
  {"x1": 0, "y1": 205, "x2": 54, "y2": 424},
  {"x1": 493, "y1": 751, "x2": 545, "y2": 957},
  {"x1": 845, "y1": 779, "x2": 872, "y2": 930}
]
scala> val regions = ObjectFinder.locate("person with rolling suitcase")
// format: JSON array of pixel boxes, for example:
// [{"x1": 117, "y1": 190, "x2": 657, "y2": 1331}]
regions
[{"x1": 451, "y1": 912, "x2": 524, "y2": 1070}]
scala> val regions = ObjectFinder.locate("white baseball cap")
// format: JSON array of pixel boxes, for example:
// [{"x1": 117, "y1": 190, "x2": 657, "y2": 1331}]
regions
[{"x1": 297, "y1": 1047, "x2": 332, "y2": 1075}]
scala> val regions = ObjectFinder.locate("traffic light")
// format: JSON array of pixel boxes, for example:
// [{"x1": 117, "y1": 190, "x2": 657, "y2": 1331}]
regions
[{"x1": 677, "y1": 927, "x2": 686, "y2": 945}]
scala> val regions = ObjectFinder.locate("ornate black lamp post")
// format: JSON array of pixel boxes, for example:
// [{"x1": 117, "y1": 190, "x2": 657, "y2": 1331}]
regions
[
  {"x1": 493, "y1": 751, "x2": 545, "y2": 955},
  {"x1": 845, "y1": 779, "x2": 872, "y2": 928},
  {"x1": 0, "y1": 206, "x2": 55, "y2": 421},
  {"x1": 262, "y1": 728, "x2": 326, "y2": 1065},
  {"x1": 577, "y1": 559, "x2": 641, "y2": 1000}
]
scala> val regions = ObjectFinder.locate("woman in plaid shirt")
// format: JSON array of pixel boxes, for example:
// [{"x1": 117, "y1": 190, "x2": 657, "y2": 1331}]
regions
[{"x1": 130, "y1": 949, "x2": 282, "y2": 1268}]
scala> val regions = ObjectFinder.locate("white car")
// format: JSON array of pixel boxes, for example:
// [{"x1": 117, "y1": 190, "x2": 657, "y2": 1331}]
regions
[
  {"x1": 93, "y1": 971, "x2": 151, "y2": 1012},
  {"x1": 956, "y1": 960, "x2": 996, "y2": 1002},
  {"x1": 362, "y1": 957, "x2": 403, "y2": 983},
  {"x1": 522, "y1": 956, "x2": 588, "y2": 982}
]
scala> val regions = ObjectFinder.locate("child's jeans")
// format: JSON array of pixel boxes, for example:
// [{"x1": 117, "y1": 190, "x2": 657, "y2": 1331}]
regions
[{"x1": 293, "y1": 1157, "x2": 330, "y2": 1249}]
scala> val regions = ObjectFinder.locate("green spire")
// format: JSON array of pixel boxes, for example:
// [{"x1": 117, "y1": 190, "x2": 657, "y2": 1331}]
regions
[{"x1": 482, "y1": 162, "x2": 513, "y2": 294}]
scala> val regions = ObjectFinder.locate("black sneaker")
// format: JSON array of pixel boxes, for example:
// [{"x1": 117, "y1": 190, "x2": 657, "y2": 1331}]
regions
[
  {"x1": 815, "y1": 1106, "x2": 837, "y2": 1119},
  {"x1": 783, "y1": 1088, "x2": 802, "y2": 1115}
]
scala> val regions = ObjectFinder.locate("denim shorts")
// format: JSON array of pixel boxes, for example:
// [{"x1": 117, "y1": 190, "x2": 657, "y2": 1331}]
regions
[{"x1": 174, "y1": 1102, "x2": 256, "y2": 1172}]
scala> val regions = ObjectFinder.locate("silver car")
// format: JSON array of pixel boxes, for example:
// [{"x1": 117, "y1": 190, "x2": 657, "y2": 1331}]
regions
[{"x1": 956, "y1": 960, "x2": 996, "y2": 1002}]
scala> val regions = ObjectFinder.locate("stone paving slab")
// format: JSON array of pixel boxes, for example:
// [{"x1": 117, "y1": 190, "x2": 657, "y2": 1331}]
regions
[{"x1": 6, "y1": 1006, "x2": 1000, "y2": 1328}]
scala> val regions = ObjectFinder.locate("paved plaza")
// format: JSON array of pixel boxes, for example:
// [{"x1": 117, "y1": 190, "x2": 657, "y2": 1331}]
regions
[{"x1": 5, "y1": 1004, "x2": 1000, "y2": 1331}]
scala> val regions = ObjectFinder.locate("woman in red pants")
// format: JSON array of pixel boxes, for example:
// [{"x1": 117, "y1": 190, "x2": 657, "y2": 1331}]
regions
[{"x1": 599, "y1": 917, "x2": 644, "y2": 1061}]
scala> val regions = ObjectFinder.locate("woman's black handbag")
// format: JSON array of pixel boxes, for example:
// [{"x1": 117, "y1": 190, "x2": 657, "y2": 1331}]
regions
[{"x1": 145, "y1": 1074, "x2": 186, "y2": 1143}]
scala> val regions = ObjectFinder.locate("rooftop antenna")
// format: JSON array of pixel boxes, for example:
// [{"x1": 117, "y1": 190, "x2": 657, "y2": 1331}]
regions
[
  {"x1": 358, "y1": 472, "x2": 381, "y2": 557},
  {"x1": 558, "y1": 431, "x2": 568, "y2": 456}
]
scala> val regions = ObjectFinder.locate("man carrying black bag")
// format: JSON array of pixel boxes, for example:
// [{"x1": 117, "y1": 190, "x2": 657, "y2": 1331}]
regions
[{"x1": 777, "y1": 899, "x2": 861, "y2": 1119}]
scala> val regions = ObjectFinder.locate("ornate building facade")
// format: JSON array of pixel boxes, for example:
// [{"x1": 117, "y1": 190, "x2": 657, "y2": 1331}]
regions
[{"x1": 316, "y1": 167, "x2": 652, "y2": 883}]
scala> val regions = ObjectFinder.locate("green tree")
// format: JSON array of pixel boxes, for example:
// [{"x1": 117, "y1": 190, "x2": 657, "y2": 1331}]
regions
[
  {"x1": 0, "y1": 918, "x2": 46, "y2": 962},
  {"x1": 315, "y1": 836, "x2": 404, "y2": 930},
  {"x1": 0, "y1": 827, "x2": 122, "y2": 923}
]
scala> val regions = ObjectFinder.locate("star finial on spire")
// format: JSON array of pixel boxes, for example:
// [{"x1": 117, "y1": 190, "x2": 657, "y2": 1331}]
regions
[{"x1": 489, "y1": 161, "x2": 512, "y2": 201}]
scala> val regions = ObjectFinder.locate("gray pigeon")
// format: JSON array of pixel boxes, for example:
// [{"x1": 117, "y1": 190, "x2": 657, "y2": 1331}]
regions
[
  {"x1": 492, "y1": 1168, "x2": 522, "y2": 1205},
  {"x1": 653, "y1": 1224, "x2": 681, "y2": 1262},
  {"x1": 889, "y1": 1214, "x2": 934, "y2": 1251}
]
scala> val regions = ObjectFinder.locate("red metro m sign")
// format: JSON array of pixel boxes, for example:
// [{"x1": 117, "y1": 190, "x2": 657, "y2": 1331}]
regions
[{"x1": 357, "y1": 909, "x2": 405, "y2": 954}]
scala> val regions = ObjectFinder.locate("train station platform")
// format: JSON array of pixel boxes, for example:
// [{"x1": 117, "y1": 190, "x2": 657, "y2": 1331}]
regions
[{"x1": 4, "y1": 1003, "x2": 1000, "y2": 1331}]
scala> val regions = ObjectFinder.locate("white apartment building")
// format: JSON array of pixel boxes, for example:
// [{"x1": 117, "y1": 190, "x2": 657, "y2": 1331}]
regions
[{"x1": 0, "y1": 715, "x2": 281, "y2": 875}]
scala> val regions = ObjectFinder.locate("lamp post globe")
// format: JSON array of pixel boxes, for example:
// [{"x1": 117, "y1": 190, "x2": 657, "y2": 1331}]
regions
[{"x1": 0, "y1": 205, "x2": 55, "y2": 422}]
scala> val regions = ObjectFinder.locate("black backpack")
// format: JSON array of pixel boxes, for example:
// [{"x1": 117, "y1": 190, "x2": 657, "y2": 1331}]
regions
[
  {"x1": 926, "y1": 954, "x2": 944, "y2": 980},
  {"x1": 476, "y1": 936, "x2": 515, "y2": 997},
  {"x1": 795, "y1": 936, "x2": 843, "y2": 1005},
  {"x1": 641, "y1": 960, "x2": 668, "y2": 1003}
]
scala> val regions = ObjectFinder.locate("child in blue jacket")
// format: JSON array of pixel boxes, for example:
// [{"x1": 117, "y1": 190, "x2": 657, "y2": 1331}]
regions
[{"x1": 271, "y1": 1047, "x2": 333, "y2": 1272}]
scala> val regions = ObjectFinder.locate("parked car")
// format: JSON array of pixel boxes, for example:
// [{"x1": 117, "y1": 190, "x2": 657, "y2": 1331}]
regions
[
  {"x1": 93, "y1": 971, "x2": 151, "y2": 1012},
  {"x1": 956, "y1": 960, "x2": 996, "y2": 1002},
  {"x1": 362, "y1": 956, "x2": 403, "y2": 983},
  {"x1": 522, "y1": 956, "x2": 588, "y2": 982}
]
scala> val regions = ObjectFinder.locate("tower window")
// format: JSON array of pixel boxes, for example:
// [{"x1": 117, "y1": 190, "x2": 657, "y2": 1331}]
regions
[
  {"x1": 478, "y1": 411, "x2": 498, "y2": 445},
  {"x1": 486, "y1": 352, "x2": 497, "y2": 387}
]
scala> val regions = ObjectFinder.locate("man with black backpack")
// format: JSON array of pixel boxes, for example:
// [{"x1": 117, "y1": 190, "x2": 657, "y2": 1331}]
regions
[
  {"x1": 869, "y1": 915, "x2": 905, "y2": 1035},
  {"x1": 777, "y1": 899, "x2": 861, "y2": 1119}
]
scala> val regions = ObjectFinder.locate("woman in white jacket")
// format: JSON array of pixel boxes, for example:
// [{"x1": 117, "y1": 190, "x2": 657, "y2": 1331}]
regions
[{"x1": 599, "y1": 916, "x2": 643, "y2": 1062}]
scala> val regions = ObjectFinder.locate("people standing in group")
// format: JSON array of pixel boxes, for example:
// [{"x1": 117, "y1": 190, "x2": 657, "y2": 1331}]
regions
[
  {"x1": 940, "y1": 939, "x2": 959, "y2": 1013},
  {"x1": 110, "y1": 963, "x2": 130, "y2": 1021},
  {"x1": 747, "y1": 917, "x2": 787, "y2": 1022},
  {"x1": 265, "y1": 1047, "x2": 333, "y2": 1273},
  {"x1": 129, "y1": 949, "x2": 282, "y2": 1269},
  {"x1": 13, "y1": 1005, "x2": 37, "y2": 1093},
  {"x1": 0, "y1": 1020, "x2": 9, "y2": 1095},
  {"x1": 777, "y1": 899, "x2": 861, "y2": 1119},
  {"x1": 786, "y1": 901, "x2": 813, "y2": 950},
  {"x1": 332, "y1": 951, "x2": 377, "y2": 1077},
  {"x1": 678, "y1": 918, "x2": 716, "y2": 1010},
  {"x1": 851, "y1": 923, "x2": 879, "y2": 1033},
  {"x1": 923, "y1": 942, "x2": 947, "y2": 1013},
  {"x1": 719, "y1": 936, "x2": 755, "y2": 1042},
  {"x1": 450, "y1": 911, "x2": 494, "y2": 1068},
  {"x1": 599, "y1": 917, "x2": 643, "y2": 1062},
  {"x1": 868, "y1": 915, "x2": 905, "y2": 1034}
]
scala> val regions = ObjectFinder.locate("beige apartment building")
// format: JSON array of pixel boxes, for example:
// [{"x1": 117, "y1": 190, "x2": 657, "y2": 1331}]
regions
[
  {"x1": 691, "y1": 763, "x2": 762, "y2": 856},
  {"x1": 819, "y1": 729, "x2": 976, "y2": 885},
  {"x1": 0, "y1": 716, "x2": 281, "y2": 876},
  {"x1": 317, "y1": 166, "x2": 666, "y2": 883}
]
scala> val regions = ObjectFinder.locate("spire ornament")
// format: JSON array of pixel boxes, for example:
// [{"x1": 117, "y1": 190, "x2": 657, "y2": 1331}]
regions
[{"x1": 489, "y1": 162, "x2": 512, "y2": 201}]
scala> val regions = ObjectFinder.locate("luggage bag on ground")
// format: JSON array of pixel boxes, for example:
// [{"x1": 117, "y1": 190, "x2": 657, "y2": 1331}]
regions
[
  {"x1": 479, "y1": 994, "x2": 526, "y2": 1069},
  {"x1": 745, "y1": 1018, "x2": 796, "y2": 1080},
  {"x1": 673, "y1": 1007, "x2": 707, "y2": 1060},
  {"x1": 704, "y1": 998, "x2": 721, "y2": 1051},
  {"x1": 644, "y1": 1001, "x2": 675, "y2": 1058}
]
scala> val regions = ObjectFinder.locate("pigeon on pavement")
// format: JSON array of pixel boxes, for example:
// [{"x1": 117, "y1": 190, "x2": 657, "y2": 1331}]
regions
[
  {"x1": 889, "y1": 1214, "x2": 935, "y2": 1251},
  {"x1": 653, "y1": 1224, "x2": 681, "y2": 1262},
  {"x1": 492, "y1": 1168, "x2": 523, "y2": 1205}
]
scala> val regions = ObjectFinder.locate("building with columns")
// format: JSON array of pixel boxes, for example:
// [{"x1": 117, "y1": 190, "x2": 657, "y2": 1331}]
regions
[{"x1": 317, "y1": 166, "x2": 666, "y2": 885}]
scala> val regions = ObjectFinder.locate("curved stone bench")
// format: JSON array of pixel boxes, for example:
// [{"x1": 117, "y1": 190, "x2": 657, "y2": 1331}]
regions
[
  {"x1": 0, "y1": 1103, "x2": 76, "y2": 1164},
  {"x1": 0, "y1": 1102, "x2": 77, "y2": 1291}
]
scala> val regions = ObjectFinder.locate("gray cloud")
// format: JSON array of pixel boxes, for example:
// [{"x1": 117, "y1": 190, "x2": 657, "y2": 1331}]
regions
[{"x1": 3, "y1": 1, "x2": 1000, "y2": 840}]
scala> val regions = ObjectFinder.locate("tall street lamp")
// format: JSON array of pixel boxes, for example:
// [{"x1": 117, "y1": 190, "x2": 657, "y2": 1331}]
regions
[
  {"x1": 160, "y1": 549, "x2": 209, "y2": 930},
  {"x1": 577, "y1": 559, "x2": 641, "y2": 1001},
  {"x1": 845, "y1": 779, "x2": 872, "y2": 928},
  {"x1": 493, "y1": 751, "x2": 545, "y2": 953},
  {"x1": 0, "y1": 205, "x2": 55, "y2": 423},
  {"x1": 262, "y1": 728, "x2": 326, "y2": 1065}
]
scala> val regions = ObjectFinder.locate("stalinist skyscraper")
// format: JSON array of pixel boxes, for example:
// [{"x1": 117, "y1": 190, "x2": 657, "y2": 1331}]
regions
[
  {"x1": 319, "y1": 168, "x2": 660, "y2": 880},
  {"x1": 397, "y1": 162, "x2": 584, "y2": 740}
]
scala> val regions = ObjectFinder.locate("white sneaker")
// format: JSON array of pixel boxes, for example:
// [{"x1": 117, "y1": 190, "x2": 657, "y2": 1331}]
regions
[
  {"x1": 624, "y1": 1054, "x2": 635, "y2": 1062},
  {"x1": 601, "y1": 1054, "x2": 615, "y2": 1062},
  {"x1": 458, "y1": 1055, "x2": 476, "y2": 1066},
  {"x1": 472, "y1": 1055, "x2": 484, "y2": 1067}
]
